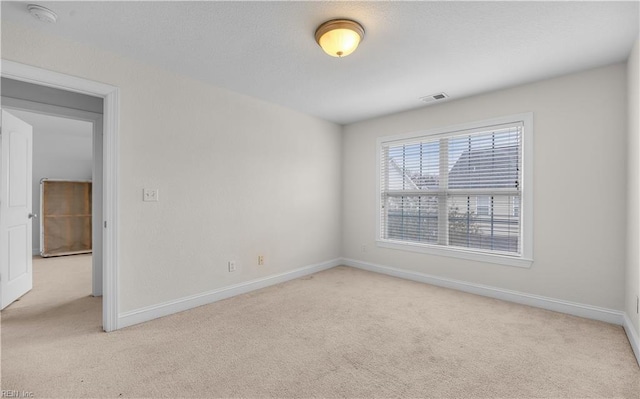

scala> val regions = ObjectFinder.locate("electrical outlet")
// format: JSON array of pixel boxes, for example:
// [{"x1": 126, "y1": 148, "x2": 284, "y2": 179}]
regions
[
  {"x1": 361, "y1": 244, "x2": 367, "y2": 253},
  {"x1": 228, "y1": 261, "x2": 236, "y2": 272},
  {"x1": 143, "y1": 188, "x2": 159, "y2": 202},
  {"x1": 258, "y1": 255, "x2": 264, "y2": 266}
]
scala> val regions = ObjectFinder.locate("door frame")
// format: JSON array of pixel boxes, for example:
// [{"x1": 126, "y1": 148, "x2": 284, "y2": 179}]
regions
[{"x1": 1, "y1": 60, "x2": 120, "y2": 332}]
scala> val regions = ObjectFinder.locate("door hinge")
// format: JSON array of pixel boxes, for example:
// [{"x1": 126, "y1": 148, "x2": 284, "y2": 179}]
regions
[{"x1": 104, "y1": 221, "x2": 107, "y2": 228}]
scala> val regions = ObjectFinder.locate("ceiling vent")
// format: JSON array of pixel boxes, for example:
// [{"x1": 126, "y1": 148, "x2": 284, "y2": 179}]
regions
[{"x1": 419, "y1": 92, "x2": 448, "y2": 104}]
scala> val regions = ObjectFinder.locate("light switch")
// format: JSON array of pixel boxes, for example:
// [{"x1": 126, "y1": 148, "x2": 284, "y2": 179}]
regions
[{"x1": 143, "y1": 188, "x2": 159, "y2": 202}]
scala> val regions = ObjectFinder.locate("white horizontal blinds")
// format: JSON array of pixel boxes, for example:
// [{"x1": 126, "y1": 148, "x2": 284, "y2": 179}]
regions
[
  {"x1": 448, "y1": 194, "x2": 521, "y2": 254},
  {"x1": 384, "y1": 140, "x2": 440, "y2": 192},
  {"x1": 386, "y1": 196, "x2": 439, "y2": 243},
  {"x1": 446, "y1": 124, "x2": 522, "y2": 254},
  {"x1": 380, "y1": 122, "x2": 523, "y2": 255},
  {"x1": 381, "y1": 140, "x2": 440, "y2": 242},
  {"x1": 447, "y1": 125, "x2": 521, "y2": 192}
]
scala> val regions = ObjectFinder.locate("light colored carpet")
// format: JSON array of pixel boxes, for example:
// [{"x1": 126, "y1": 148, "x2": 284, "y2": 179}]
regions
[{"x1": 1, "y1": 256, "x2": 639, "y2": 398}]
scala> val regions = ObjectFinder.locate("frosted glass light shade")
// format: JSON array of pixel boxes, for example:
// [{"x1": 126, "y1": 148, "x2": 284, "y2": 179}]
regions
[{"x1": 315, "y1": 19, "x2": 365, "y2": 58}]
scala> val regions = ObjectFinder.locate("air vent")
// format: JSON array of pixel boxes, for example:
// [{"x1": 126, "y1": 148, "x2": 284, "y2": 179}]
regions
[{"x1": 419, "y1": 92, "x2": 448, "y2": 104}]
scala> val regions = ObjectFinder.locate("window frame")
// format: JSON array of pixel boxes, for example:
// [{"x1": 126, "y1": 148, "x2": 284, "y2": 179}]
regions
[{"x1": 376, "y1": 113, "x2": 533, "y2": 268}]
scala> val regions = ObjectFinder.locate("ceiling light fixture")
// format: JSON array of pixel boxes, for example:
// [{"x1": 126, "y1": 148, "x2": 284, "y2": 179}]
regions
[
  {"x1": 27, "y1": 4, "x2": 58, "y2": 23},
  {"x1": 315, "y1": 19, "x2": 365, "y2": 58}
]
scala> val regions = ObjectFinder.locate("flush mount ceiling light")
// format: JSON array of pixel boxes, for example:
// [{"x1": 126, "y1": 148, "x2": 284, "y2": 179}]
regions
[
  {"x1": 315, "y1": 19, "x2": 365, "y2": 58},
  {"x1": 27, "y1": 4, "x2": 58, "y2": 23}
]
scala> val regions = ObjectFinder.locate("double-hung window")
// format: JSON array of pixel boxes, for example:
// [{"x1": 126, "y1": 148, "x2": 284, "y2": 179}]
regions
[{"x1": 377, "y1": 113, "x2": 533, "y2": 267}]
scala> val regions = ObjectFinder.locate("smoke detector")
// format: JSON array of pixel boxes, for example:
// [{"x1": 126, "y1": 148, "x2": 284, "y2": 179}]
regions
[
  {"x1": 419, "y1": 92, "x2": 449, "y2": 104},
  {"x1": 27, "y1": 4, "x2": 57, "y2": 23}
]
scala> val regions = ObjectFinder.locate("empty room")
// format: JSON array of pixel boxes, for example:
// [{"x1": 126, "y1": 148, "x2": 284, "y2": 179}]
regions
[{"x1": 1, "y1": 1, "x2": 639, "y2": 398}]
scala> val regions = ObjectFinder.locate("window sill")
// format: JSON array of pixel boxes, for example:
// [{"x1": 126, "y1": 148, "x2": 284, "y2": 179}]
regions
[{"x1": 376, "y1": 239, "x2": 533, "y2": 268}]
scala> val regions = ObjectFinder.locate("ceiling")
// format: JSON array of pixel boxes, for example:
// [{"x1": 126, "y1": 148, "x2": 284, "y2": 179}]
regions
[
  {"x1": 8, "y1": 109, "x2": 93, "y2": 140},
  {"x1": 2, "y1": 1, "x2": 638, "y2": 125}
]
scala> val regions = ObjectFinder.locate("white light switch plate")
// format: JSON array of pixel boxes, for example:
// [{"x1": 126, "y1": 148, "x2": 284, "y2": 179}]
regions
[{"x1": 143, "y1": 188, "x2": 159, "y2": 202}]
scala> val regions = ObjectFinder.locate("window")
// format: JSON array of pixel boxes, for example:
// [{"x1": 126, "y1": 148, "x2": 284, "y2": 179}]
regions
[
  {"x1": 377, "y1": 113, "x2": 533, "y2": 267},
  {"x1": 476, "y1": 196, "x2": 490, "y2": 216}
]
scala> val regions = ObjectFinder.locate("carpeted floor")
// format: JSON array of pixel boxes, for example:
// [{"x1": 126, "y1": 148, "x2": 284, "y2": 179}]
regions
[{"x1": 1, "y1": 256, "x2": 639, "y2": 398}]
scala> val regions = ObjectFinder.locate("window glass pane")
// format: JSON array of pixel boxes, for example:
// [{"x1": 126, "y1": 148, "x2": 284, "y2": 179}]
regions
[
  {"x1": 448, "y1": 195, "x2": 482, "y2": 249},
  {"x1": 386, "y1": 141, "x2": 440, "y2": 190},
  {"x1": 380, "y1": 118, "x2": 527, "y2": 261},
  {"x1": 476, "y1": 195, "x2": 490, "y2": 216},
  {"x1": 448, "y1": 195, "x2": 520, "y2": 254},
  {"x1": 386, "y1": 195, "x2": 438, "y2": 243},
  {"x1": 448, "y1": 128, "x2": 520, "y2": 189}
]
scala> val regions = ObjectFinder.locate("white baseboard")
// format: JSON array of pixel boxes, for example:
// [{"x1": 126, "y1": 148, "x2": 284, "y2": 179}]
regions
[
  {"x1": 623, "y1": 313, "x2": 640, "y2": 367},
  {"x1": 32, "y1": 248, "x2": 40, "y2": 256},
  {"x1": 118, "y1": 258, "x2": 342, "y2": 329},
  {"x1": 342, "y1": 258, "x2": 625, "y2": 326},
  {"x1": 115, "y1": 255, "x2": 640, "y2": 368},
  {"x1": 344, "y1": 258, "x2": 640, "y2": 366}
]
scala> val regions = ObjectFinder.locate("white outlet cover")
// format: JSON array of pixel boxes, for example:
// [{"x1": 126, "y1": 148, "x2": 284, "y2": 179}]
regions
[{"x1": 228, "y1": 261, "x2": 237, "y2": 272}]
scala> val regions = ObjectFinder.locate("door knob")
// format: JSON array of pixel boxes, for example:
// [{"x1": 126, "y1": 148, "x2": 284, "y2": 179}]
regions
[{"x1": 28, "y1": 213, "x2": 37, "y2": 219}]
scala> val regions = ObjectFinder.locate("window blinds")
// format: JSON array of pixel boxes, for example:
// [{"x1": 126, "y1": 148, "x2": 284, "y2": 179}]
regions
[{"x1": 380, "y1": 123, "x2": 523, "y2": 255}]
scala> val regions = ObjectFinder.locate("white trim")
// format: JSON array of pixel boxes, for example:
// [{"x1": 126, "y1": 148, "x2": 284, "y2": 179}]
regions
[
  {"x1": 623, "y1": 313, "x2": 640, "y2": 367},
  {"x1": 342, "y1": 258, "x2": 624, "y2": 325},
  {"x1": 1, "y1": 97, "x2": 103, "y2": 122},
  {"x1": 118, "y1": 258, "x2": 342, "y2": 329},
  {"x1": 1, "y1": 61, "x2": 117, "y2": 97},
  {"x1": 376, "y1": 240, "x2": 533, "y2": 268},
  {"x1": 378, "y1": 118, "x2": 527, "y2": 145},
  {"x1": 376, "y1": 112, "x2": 534, "y2": 268},
  {"x1": 2, "y1": 60, "x2": 120, "y2": 332},
  {"x1": 102, "y1": 86, "x2": 119, "y2": 331}
]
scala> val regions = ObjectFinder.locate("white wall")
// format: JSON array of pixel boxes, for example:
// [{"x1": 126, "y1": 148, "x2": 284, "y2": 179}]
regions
[
  {"x1": 627, "y1": 39, "x2": 640, "y2": 334},
  {"x1": 1, "y1": 22, "x2": 342, "y2": 313},
  {"x1": 343, "y1": 63, "x2": 628, "y2": 310},
  {"x1": 1, "y1": 20, "x2": 633, "y2": 325},
  {"x1": 6, "y1": 110, "x2": 93, "y2": 255}
]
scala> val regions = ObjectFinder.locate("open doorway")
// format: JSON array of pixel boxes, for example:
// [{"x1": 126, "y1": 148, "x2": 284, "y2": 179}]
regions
[
  {"x1": 1, "y1": 87, "x2": 102, "y2": 328},
  {"x1": 1, "y1": 61, "x2": 119, "y2": 331},
  {"x1": 10, "y1": 111, "x2": 94, "y2": 258},
  {"x1": 5, "y1": 110, "x2": 97, "y2": 312}
]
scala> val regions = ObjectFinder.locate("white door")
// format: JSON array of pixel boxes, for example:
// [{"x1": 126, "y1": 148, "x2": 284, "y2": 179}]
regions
[{"x1": 0, "y1": 110, "x2": 33, "y2": 310}]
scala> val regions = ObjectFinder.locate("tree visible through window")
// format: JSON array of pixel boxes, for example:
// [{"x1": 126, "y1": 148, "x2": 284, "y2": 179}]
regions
[{"x1": 380, "y1": 121, "x2": 524, "y2": 256}]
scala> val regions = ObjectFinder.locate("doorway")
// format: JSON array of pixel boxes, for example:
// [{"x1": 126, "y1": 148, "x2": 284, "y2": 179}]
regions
[
  {"x1": 1, "y1": 60, "x2": 119, "y2": 331},
  {"x1": 3, "y1": 109, "x2": 96, "y2": 305},
  {"x1": 3, "y1": 99, "x2": 101, "y2": 278}
]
